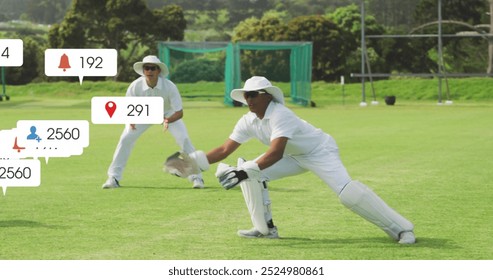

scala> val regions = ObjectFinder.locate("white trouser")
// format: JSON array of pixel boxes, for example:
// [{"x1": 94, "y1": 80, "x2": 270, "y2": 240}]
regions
[
  {"x1": 258, "y1": 135, "x2": 351, "y2": 194},
  {"x1": 107, "y1": 119, "x2": 200, "y2": 181},
  {"x1": 256, "y1": 134, "x2": 413, "y2": 239}
]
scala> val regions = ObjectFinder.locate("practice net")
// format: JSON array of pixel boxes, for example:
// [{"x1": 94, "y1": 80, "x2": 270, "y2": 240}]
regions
[{"x1": 158, "y1": 41, "x2": 312, "y2": 106}]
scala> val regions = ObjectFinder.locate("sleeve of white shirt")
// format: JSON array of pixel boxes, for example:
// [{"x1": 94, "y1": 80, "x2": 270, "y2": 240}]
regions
[
  {"x1": 229, "y1": 115, "x2": 252, "y2": 144},
  {"x1": 270, "y1": 107, "x2": 299, "y2": 140},
  {"x1": 125, "y1": 79, "x2": 138, "y2": 97},
  {"x1": 167, "y1": 80, "x2": 183, "y2": 112}
]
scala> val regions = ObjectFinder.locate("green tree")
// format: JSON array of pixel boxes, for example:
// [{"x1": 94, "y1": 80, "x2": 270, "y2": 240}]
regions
[
  {"x1": 273, "y1": 0, "x2": 354, "y2": 18},
  {"x1": 377, "y1": 34, "x2": 437, "y2": 74},
  {"x1": 412, "y1": 0, "x2": 489, "y2": 74},
  {"x1": 185, "y1": 9, "x2": 231, "y2": 41},
  {"x1": 414, "y1": 0, "x2": 485, "y2": 25},
  {"x1": 5, "y1": 36, "x2": 44, "y2": 84},
  {"x1": 328, "y1": 4, "x2": 428, "y2": 76},
  {"x1": 228, "y1": 0, "x2": 273, "y2": 28},
  {"x1": 48, "y1": 0, "x2": 186, "y2": 81},
  {"x1": 233, "y1": 12, "x2": 354, "y2": 82},
  {"x1": 286, "y1": 15, "x2": 348, "y2": 81},
  {"x1": 232, "y1": 14, "x2": 291, "y2": 81},
  {"x1": 27, "y1": 0, "x2": 71, "y2": 24},
  {"x1": 48, "y1": 10, "x2": 87, "y2": 49},
  {"x1": 172, "y1": 58, "x2": 223, "y2": 83},
  {"x1": 369, "y1": 0, "x2": 419, "y2": 29}
]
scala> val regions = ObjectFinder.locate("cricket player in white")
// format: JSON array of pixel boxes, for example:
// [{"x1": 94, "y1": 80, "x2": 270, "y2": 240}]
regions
[
  {"x1": 102, "y1": 55, "x2": 204, "y2": 189},
  {"x1": 181, "y1": 76, "x2": 415, "y2": 243}
]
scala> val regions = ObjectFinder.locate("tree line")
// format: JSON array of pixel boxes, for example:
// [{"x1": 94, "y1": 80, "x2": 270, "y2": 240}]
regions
[{"x1": 1, "y1": 0, "x2": 491, "y2": 84}]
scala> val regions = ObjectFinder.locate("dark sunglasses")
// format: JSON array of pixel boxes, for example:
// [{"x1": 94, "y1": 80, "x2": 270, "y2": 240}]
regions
[
  {"x1": 244, "y1": 90, "x2": 267, "y2": 99},
  {"x1": 143, "y1": 65, "x2": 159, "y2": 71}
]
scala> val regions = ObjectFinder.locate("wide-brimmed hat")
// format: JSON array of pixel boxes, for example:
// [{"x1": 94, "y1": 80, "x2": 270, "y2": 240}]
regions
[
  {"x1": 133, "y1": 55, "x2": 169, "y2": 77},
  {"x1": 231, "y1": 76, "x2": 284, "y2": 105}
]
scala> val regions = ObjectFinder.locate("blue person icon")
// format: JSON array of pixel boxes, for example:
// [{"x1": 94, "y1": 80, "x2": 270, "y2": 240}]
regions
[{"x1": 27, "y1": 126, "x2": 42, "y2": 142}]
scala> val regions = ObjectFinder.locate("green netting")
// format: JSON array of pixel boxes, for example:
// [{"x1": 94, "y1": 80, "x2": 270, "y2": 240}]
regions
[
  {"x1": 158, "y1": 41, "x2": 312, "y2": 106},
  {"x1": 158, "y1": 41, "x2": 236, "y2": 103}
]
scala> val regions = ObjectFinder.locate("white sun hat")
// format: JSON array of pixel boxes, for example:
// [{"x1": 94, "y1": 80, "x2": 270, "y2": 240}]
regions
[
  {"x1": 230, "y1": 76, "x2": 285, "y2": 105},
  {"x1": 133, "y1": 55, "x2": 169, "y2": 77}
]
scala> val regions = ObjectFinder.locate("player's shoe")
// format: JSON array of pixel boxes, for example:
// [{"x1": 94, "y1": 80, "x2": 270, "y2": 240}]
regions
[
  {"x1": 102, "y1": 177, "x2": 120, "y2": 189},
  {"x1": 237, "y1": 226, "x2": 279, "y2": 239},
  {"x1": 398, "y1": 231, "x2": 416, "y2": 244},
  {"x1": 192, "y1": 178, "x2": 204, "y2": 189},
  {"x1": 189, "y1": 174, "x2": 204, "y2": 189}
]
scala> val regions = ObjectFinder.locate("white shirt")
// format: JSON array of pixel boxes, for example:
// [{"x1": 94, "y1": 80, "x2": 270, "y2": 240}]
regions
[
  {"x1": 126, "y1": 76, "x2": 183, "y2": 117},
  {"x1": 229, "y1": 101, "x2": 329, "y2": 156}
]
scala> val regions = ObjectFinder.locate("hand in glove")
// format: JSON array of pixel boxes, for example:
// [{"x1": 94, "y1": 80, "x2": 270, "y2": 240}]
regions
[
  {"x1": 163, "y1": 150, "x2": 209, "y2": 178},
  {"x1": 216, "y1": 160, "x2": 260, "y2": 190}
]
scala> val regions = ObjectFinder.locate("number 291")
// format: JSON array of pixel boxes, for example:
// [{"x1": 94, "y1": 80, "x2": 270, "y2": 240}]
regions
[{"x1": 127, "y1": 104, "x2": 149, "y2": 116}]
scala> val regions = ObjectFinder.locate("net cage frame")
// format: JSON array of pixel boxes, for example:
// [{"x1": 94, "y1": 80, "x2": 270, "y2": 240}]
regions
[
  {"x1": 158, "y1": 41, "x2": 313, "y2": 106},
  {"x1": 352, "y1": 0, "x2": 493, "y2": 105}
]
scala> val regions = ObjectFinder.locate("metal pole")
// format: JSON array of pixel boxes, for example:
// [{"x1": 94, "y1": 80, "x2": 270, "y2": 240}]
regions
[
  {"x1": 360, "y1": 0, "x2": 367, "y2": 106},
  {"x1": 364, "y1": 41, "x2": 378, "y2": 104},
  {"x1": 341, "y1": 75, "x2": 345, "y2": 105},
  {"x1": 489, "y1": 0, "x2": 493, "y2": 73},
  {"x1": 437, "y1": 0, "x2": 443, "y2": 104},
  {"x1": 1, "y1": 67, "x2": 6, "y2": 101}
]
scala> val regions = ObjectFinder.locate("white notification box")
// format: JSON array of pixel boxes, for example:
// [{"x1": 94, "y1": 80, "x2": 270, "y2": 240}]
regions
[
  {"x1": 0, "y1": 129, "x2": 23, "y2": 159},
  {"x1": 0, "y1": 159, "x2": 41, "y2": 195},
  {"x1": 91, "y1": 96, "x2": 164, "y2": 124},
  {"x1": 0, "y1": 39, "x2": 23, "y2": 67},
  {"x1": 45, "y1": 48, "x2": 117, "y2": 84},
  {"x1": 15, "y1": 120, "x2": 89, "y2": 163}
]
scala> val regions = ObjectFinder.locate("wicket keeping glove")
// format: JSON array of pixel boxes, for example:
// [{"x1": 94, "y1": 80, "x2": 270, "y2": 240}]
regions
[
  {"x1": 164, "y1": 150, "x2": 209, "y2": 178},
  {"x1": 217, "y1": 160, "x2": 260, "y2": 190}
]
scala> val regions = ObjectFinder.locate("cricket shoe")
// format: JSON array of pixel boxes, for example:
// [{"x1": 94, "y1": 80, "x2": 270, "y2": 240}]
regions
[
  {"x1": 189, "y1": 174, "x2": 204, "y2": 189},
  {"x1": 237, "y1": 226, "x2": 279, "y2": 239},
  {"x1": 192, "y1": 178, "x2": 205, "y2": 189},
  {"x1": 398, "y1": 231, "x2": 416, "y2": 244},
  {"x1": 102, "y1": 177, "x2": 120, "y2": 189}
]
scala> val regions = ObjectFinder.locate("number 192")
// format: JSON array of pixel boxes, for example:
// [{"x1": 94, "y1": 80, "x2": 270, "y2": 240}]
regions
[{"x1": 80, "y1": 56, "x2": 103, "y2": 68}]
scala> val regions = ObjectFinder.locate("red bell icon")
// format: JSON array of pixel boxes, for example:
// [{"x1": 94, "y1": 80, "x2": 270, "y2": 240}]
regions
[
  {"x1": 12, "y1": 137, "x2": 25, "y2": 153},
  {"x1": 58, "y1": 53, "x2": 71, "y2": 72}
]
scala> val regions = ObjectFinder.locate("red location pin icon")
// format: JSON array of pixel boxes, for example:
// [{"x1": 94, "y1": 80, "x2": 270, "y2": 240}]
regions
[{"x1": 105, "y1": 101, "x2": 117, "y2": 118}]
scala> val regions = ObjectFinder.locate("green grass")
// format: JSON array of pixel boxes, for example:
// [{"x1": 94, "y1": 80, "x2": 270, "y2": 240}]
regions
[
  {"x1": 4, "y1": 77, "x2": 493, "y2": 107},
  {"x1": 0, "y1": 81, "x2": 492, "y2": 260}
]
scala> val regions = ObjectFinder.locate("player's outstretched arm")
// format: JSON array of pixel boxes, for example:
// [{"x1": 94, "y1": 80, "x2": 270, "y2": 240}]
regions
[
  {"x1": 206, "y1": 139, "x2": 241, "y2": 164},
  {"x1": 255, "y1": 137, "x2": 287, "y2": 170},
  {"x1": 163, "y1": 139, "x2": 240, "y2": 178}
]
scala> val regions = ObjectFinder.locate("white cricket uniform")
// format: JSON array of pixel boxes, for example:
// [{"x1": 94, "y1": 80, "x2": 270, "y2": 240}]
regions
[
  {"x1": 229, "y1": 101, "x2": 351, "y2": 194},
  {"x1": 107, "y1": 76, "x2": 197, "y2": 181}
]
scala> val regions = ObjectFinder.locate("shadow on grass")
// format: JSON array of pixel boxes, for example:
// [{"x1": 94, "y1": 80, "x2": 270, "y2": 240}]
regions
[
  {"x1": 266, "y1": 236, "x2": 458, "y2": 249},
  {"x1": 0, "y1": 219, "x2": 66, "y2": 229},
  {"x1": 118, "y1": 185, "x2": 213, "y2": 190}
]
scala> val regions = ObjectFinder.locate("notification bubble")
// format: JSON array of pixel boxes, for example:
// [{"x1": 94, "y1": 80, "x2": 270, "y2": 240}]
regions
[
  {"x1": 16, "y1": 120, "x2": 89, "y2": 163},
  {"x1": 0, "y1": 129, "x2": 24, "y2": 159},
  {"x1": 0, "y1": 159, "x2": 41, "y2": 195},
  {"x1": 44, "y1": 49, "x2": 117, "y2": 85},
  {"x1": 91, "y1": 96, "x2": 164, "y2": 124},
  {"x1": 0, "y1": 39, "x2": 23, "y2": 67}
]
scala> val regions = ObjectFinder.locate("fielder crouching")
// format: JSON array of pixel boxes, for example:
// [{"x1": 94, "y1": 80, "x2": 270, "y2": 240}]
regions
[{"x1": 167, "y1": 76, "x2": 415, "y2": 244}]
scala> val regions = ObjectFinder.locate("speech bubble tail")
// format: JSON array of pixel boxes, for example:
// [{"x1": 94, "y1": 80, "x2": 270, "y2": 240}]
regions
[
  {"x1": 2, "y1": 186, "x2": 7, "y2": 196},
  {"x1": 45, "y1": 157, "x2": 49, "y2": 164},
  {"x1": 79, "y1": 76, "x2": 84, "y2": 85}
]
